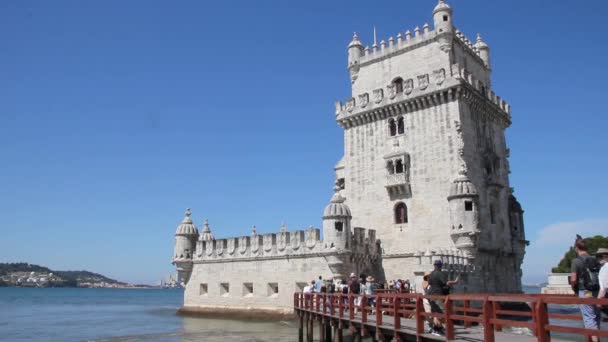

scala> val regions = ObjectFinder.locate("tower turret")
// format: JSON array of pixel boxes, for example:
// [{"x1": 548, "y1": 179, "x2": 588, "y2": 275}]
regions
[
  {"x1": 433, "y1": 0, "x2": 453, "y2": 51},
  {"x1": 322, "y1": 185, "x2": 352, "y2": 250},
  {"x1": 474, "y1": 33, "x2": 491, "y2": 69},
  {"x1": 172, "y1": 208, "x2": 199, "y2": 285},
  {"x1": 198, "y1": 219, "x2": 215, "y2": 242},
  {"x1": 347, "y1": 32, "x2": 364, "y2": 84},
  {"x1": 447, "y1": 168, "x2": 480, "y2": 258}
]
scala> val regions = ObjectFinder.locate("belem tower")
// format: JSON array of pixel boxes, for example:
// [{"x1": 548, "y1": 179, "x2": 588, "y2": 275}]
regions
[{"x1": 172, "y1": 0, "x2": 528, "y2": 317}]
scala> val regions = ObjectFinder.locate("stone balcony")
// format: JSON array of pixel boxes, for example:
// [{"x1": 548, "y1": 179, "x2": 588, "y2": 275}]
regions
[{"x1": 385, "y1": 173, "x2": 411, "y2": 196}]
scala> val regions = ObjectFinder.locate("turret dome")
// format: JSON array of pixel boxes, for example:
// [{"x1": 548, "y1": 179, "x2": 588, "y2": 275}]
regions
[
  {"x1": 433, "y1": 0, "x2": 452, "y2": 15},
  {"x1": 475, "y1": 33, "x2": 488, "y2": 49},
  {"x1": 347, "y1": 32, "x2": 363, "y2": 49},
  {"x1": 323, "y1": 192, "x2": 352, "y2": 219},
  {"x1": 175, "y1": 208, "x2": 199, "y2": 235},
  {"x1": 448, "y1": 168, "x2": 478, "y2": 199},
  {"x1": 198, "y1": 219, "x2": 215, "y2": 241}
]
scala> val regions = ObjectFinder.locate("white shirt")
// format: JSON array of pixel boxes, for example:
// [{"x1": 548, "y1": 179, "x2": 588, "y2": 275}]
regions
[
  {"x1": 303, "y1": 285, "x2": 312, "y2": 293},
  {"x1": 599, "y1": 262, "x2": 608, "y2": 292}
]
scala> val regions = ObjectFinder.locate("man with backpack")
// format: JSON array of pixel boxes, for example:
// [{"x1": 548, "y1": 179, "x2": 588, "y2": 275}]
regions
[
  {"x1": 570, "y1": 238, "x2": 601, "y2": 341},
  {"x1": 596, "y1": 248, "x2": 608, "y2": 317}
]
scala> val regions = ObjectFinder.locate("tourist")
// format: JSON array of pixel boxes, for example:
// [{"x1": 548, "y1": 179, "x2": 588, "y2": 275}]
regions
[
  {"x1": 420, "y1": 273, "x2": 434, "y2": 333},
  {"x1": 394, "y1": 279, "x2": 402, "y2": 293},
  {"x1": 596, "y1": 248, "x2": 608, "y2": 316},
  {"x1": 304, "y1": 280, "x2": 315, "y2": 294},
  {"x1": 428, "y1": 260, "x2": 459, "y2": 336},
  {"x1": 365, "y1": 276, "x2": 376, "y2": 308},
  {"x1": 315, "y1": 275, "x2": 323, "y2": 293},
  {"x1": 570, "y1": 238, "x2": 601, "y2": 341}
]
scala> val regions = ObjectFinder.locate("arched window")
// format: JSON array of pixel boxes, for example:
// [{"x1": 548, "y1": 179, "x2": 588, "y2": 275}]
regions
[
  {"x1": 387, "y1": 160, "x2": 395, "y2": 174},
  {"x1": 394, "y1": 202, "x2": 408, "y2": 224},
  {"x1": 388, "y1": 119, "x2": 397, "y2": 136},
  {"x1": 397, "y1": 117, "x2": 405, "y2": 134},
  {"x1": 395, "y1": 159, "x2": 404, "y2": 174},
  {"x1": 334, "y1": 222, "x2": 343, "y2": 232},
  {"x1": 393, "y1": 77, "x2": 404, "y2": 94}
]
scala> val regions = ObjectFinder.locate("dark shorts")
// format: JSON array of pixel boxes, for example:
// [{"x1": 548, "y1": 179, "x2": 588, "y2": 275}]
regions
[{"x1": 430, "y1": 299, "x2": 445, "y2": 313}]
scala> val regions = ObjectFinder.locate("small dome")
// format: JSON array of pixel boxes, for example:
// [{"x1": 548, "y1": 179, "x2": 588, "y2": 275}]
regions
[
  {"x1": 348, "y1": 32, "x2": 363, "y2": 49},
  {"x1": 433, "y1": 0, "x2": 452, "y2": 15},
  {"x1": 175, "y1": 208, "x2": 199, "y2": 235},
  {"x1": 475, "y1": 33, "x2": 489, "y2": 49},
  {"x1": 323, "y1": 192, "x2": 352, "y2": 219},
  {"x1": 448, "y1": 168, "x2": 478, "y2": 199},
  {"x1": 199, "y1": 219, "x2": 215, "y2": 241}
]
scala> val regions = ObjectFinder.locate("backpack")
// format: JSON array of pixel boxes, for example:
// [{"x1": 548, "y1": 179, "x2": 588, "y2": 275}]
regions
[
  {"x1": 580, "y1": 256, "x2": 601, "y2": 292},
  {"x1": 350, "y1": 281, "x2": 360, "y2": 294}
]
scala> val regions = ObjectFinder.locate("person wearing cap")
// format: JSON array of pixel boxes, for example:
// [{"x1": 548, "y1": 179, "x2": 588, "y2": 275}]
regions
[
  {"x1": 427, "y1": 259, "x2": 459, "y2": 336},
  {"x1": 597, "y1": 248, "x2": 608, "y2": 316}
]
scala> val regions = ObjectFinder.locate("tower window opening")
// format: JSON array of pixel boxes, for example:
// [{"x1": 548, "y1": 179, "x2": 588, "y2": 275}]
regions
[
  {"x1": 220, "y1": 282, "x2": 230, "y2": 296},
  {"x1": 335, "y1": 221, "x2": 344, "y2": 232},
  {"x1": 395, "y1": 160, "x2": 404, "y2": 174},
  {"x1": 397, "y1": 117, "x2": 405, "y2": 134},
  {"x1": 337, "y1": 178, "x2": 345, "y2": 190},
  {"x1": 389, "y1": 119, "x2": 397, "y2": 136},
  {"x1": 490, "y1": 203, "x2": 496, "y2": 224},
  {"x1": 243, "y1": 282, "x2": 253, "y2": 296},
  {"x1": 387, "y1": 161, "x2": 395, "y2": 174},
  {"x1": 464, "y1": 201, "x2": 473, "y2": 211},
  {"x1": 394, "y1": 202, "x2": 408, "y2": 224},
  {"x1": 443, "y1": 15, "x2": 448, "y2": 22},
  {"x1": 393, "y1": 77, "x2": 404, "y2": 94}
]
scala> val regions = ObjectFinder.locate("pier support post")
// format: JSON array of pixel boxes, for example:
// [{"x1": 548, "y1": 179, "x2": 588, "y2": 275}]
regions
[
  {"x1": 319, "y1": 319, "x2": 325, "y2": 342},
  {"x1": 298, "y1": 314, "x2": 304, "y2": 342},
  {"x1": 325, "y1": 321, "x2": 332, "y2": 342},
  {"x1": 306, "y1": 316, "x2": 314, "y2": 342},
  {"x1": 333, "y1": 326, "x2": 343, "y2": 342}
]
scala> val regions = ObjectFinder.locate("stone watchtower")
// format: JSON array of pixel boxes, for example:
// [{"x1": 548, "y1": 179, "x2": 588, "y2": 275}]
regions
[
  {"x1": 334, "y1": 0, "x2": 528, "y2": 293},
  {"x1": 172, "y1": 208, "x2": 199, "y2": 285}
]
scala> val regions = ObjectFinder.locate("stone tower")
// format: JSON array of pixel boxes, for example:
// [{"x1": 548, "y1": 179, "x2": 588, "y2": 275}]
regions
[
  {"x1": 172, "y1": 208, "x2": 199, "y2": 285},
  {"x1": 334, "y1": 0, "x2": 527, "y2": 292}
]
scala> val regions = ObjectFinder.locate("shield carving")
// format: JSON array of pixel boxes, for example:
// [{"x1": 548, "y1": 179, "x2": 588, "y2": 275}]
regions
[
  {"x1": 216, "y1": 240, "x2": 224, "y2": 256},
  {"x1": 291, "y1": 231, "x2": 301, "y2": 250},
  {"x1": 433, "y1": 68, "x2": 446, "y2": 85},
  {"x1": 404, "y1": 79, "x2": 414, "y2": 94},
  {"x1": 373, "y1": 88, "x2": 384, "y2": 103},
  {"x1": 263, "y1": 234, "x2": 274, "y2": 252},
  {"x1": 387, "y1": 84, "x2": 397, "y2": 99},
  {"x1": 277, "y1": 232, "x2": 288, "y2": 251},
  {"x1": 238, "y1": 237, "x2": 248, "y2": 254},
  {"x1": 305, "y1": 228, "x2": 317, "y2": 249},
  {"x1": 227, "y1": 238, "x2": 236, "y2": 255},
  {"x1": 418, "y1": 74, "x2": 429, "y2": 90},
  {"x1": 251, "y1": 235, "x2": 260, "y2": 254},
  {"x1": 358, "y1": 93, "x2": 369, "y2": 108},
  {"x1": 346, "y1": 98, "x2": 356, "y2": 112}
]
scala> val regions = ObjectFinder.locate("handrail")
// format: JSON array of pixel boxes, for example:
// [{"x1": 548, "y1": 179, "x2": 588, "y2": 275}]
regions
[{"x1": 294, "y1": 291, "x2": 608, "y2": 341}]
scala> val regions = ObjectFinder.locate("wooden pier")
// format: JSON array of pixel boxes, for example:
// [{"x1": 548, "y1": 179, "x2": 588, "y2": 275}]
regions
[{"x1": 293, "y1": 292, "x2": 608, "y2": 342}]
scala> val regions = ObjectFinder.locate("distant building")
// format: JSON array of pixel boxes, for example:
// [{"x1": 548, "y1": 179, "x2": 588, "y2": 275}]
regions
[{"x1": 172, "y1": 0, "x2": 527, "y2": 317}]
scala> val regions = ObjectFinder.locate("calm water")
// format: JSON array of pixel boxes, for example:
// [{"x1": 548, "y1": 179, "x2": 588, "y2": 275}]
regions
[
  {"x1": 0, "y1": 286, "x2": 598, "y2": 342},
  {"x1": 0, "y1": 287, "x2": 298, "y2": 342}
]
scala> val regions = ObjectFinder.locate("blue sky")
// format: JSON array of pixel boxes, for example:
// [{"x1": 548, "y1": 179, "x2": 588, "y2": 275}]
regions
[{"x1": 0, "y1": 0, "x2": 606, "y2": 285}]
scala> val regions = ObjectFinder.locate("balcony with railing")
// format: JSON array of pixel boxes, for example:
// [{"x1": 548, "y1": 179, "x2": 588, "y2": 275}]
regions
[{"x1": 385, "y1": 173, "x2": 410, "y2": 196}]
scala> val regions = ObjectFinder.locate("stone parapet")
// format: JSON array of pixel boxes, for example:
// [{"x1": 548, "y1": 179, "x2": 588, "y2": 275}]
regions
[{"x1": 194, "y1": 227, "x2": 378, "y2": 262}]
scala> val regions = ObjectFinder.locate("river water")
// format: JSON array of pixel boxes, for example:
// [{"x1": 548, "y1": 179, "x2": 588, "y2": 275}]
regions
[
  {"x1": 0, "y1": 286, "x2": 598, "y2": 341},
  {"x1": 0, "y1": 287, "x2": 298, "y2": 342}
]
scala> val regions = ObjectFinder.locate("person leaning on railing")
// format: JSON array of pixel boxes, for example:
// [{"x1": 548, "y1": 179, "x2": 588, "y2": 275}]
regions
[{"x1": 596, "y1": 248, "x2": 608, "y2": 316}]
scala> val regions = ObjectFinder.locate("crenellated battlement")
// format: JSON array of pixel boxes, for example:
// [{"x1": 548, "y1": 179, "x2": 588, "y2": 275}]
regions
[
  {"x1": 193, "y1": 226, "x2": 378, "y2": 262},
  {"x1": 453, "y1": 29, "x2": 486, "y2": 66},
  {"x1": 357, "y1": 24, "x2": 438, "y2": 67}
]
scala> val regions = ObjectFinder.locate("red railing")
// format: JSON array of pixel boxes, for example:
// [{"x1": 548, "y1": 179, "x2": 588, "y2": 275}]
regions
[{"x1": 294, "y1": 292, "x2": 608, "y2": 342}]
